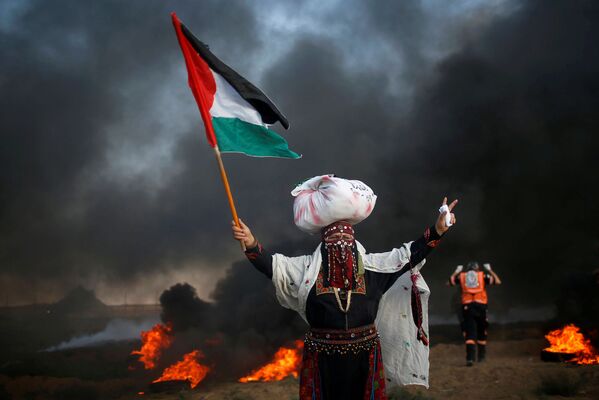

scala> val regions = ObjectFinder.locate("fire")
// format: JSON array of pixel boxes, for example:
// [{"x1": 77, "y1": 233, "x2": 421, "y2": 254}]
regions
[
  {"x1": 131, "y1": 323, "x2": 173, "y2": 369},
  {"x1": 239, "y1": 340, "x2": 304, "y2": 383},
  {"x1": 130, "y1": 323, "x2": 210, "y2": 388},
  {"x1": 153, "y1": 350, "x2": 210, "y2": 388},
  {"x1": 544, "y1": 324, "x2": 599, "y2": 365}
]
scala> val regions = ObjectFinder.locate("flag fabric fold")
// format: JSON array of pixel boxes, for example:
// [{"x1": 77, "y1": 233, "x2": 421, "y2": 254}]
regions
[{"x1": 171, "y1": 13, "x2": 300, "y2": 159}]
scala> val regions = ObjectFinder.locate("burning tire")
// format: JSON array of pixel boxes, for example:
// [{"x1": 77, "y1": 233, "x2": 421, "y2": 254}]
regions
[{"x1": 540, "y1": 350, "x2": 577, "y2": 363}]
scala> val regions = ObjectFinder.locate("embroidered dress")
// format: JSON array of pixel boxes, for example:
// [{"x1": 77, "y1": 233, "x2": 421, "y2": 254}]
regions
[
  {"x1": 245, "y1": 226, "x2": 442, "y2": 399},
  {"x1": 300, "y1": 325, "x2": 385, "y2": 400}
]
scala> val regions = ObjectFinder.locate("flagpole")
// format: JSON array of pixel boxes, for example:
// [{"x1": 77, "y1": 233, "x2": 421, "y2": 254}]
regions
[
  {"x1": 171, "y1": 13, "x2": 246, "y2": 251},
  {"x1": 213, "y1": 145, "x2": 246, "y2": 251}
]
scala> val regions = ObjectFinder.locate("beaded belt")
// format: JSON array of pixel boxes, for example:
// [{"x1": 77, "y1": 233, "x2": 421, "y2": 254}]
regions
[{"x1": 304, "y1": 324, "x2": 379, "y2": 355}]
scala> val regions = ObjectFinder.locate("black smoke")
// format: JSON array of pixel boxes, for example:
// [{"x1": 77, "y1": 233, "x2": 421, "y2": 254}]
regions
[
  {"x1": 0, "y1": 0, "x2": 597, "y2": 320},
  {"x1": 369, "y1": 0, "x2": 599, "y2": 312},
  {"x1": 156, "y1": 242, "x2": 307, "y2": 379},
  {"x1": 159, "y1": 283, "x2": 212, "y2": 332},
  {"x1": 0, "y1": 0, "x2": 264, "y2": 302},
  {"x1": 553, "y1": 270, "x2": 599, "y2": 346}
]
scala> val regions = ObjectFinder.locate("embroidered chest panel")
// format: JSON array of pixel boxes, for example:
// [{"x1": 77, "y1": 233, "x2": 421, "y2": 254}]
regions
[{"x1": 315, "y1": 265, "x2": 367, "y2": 295}]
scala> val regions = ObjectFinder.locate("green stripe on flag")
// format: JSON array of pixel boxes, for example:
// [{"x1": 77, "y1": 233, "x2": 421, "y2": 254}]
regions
[{"x1": 212, "y1": 117, "x2": 301, "y2": 159}]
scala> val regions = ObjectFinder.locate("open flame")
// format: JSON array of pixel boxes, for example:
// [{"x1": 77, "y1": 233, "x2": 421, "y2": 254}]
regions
[
  {"x1": 131, "y1": 323, "x2": 173, "y2": 369},
  {"x1": 544, "y1": 324, "x2": 599, "y2": 365},
  {"x1": 153, "y1": 350, "x2": 210, "y2": 388},
  {"x1": 239, "y1": 340, "x2": 304, "y2": 383}
]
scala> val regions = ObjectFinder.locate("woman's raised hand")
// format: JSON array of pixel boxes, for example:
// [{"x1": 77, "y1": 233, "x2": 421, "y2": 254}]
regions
[
  {"x1": 231, "y1": 219, "x2": 257, "y2": 248},
  {"x1": 436, "y1": 197, "x2": 458, "y2": 235}
]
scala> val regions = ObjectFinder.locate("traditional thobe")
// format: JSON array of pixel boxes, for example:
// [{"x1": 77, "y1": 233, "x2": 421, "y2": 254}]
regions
[{"x1": 245, "y1": 227, "x2": 442, "y2": 399}]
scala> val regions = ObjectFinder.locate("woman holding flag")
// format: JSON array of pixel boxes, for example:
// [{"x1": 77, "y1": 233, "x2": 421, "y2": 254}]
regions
[
  {"x1": 232, "y1": 176, "x2": 457, "y2": 399},
  {"x1": 171, "y1": 13, "x2": 457, "y2": 399}
]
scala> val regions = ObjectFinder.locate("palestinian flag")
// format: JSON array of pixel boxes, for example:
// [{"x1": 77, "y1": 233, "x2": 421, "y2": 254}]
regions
[{"x1": 171, "y1": 13, "x2": 300, "y2": 159}]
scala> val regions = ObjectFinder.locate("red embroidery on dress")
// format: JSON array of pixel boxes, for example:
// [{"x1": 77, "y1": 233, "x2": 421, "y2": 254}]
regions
[
  {"x1": 362, "y1": 341, "x2": 388, "y2": 399},
  {"x1": 315, "y1": 266, "x2": 366, "y2": 295},
  {"x1": 299, "y1": 346, "x2": 321, "y2": 400},
  {"x1": 411, "y1": 271, "x2": 429, "y2": 346},
  {"x1": 245, "y1": 243, "x2": 264, "y2": 259}
]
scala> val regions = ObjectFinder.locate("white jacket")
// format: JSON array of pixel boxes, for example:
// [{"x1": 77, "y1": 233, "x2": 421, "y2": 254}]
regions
[{"x1": 271, "y1": 240, "x2": 430, "y2": 389}]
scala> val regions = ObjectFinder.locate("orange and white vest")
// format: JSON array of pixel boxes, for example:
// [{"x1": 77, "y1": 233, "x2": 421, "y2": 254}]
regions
[{"x1": 459, "y1": 271, "x2": 488, "y2": 304}]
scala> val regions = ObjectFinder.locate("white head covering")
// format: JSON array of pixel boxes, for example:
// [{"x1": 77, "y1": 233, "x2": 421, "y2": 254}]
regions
[{"x1": 291, "y1": 174, "x2": 377, "y2": 233}]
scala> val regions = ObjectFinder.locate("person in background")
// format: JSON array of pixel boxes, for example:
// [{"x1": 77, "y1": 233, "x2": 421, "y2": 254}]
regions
[{"x1": 448, "y1": 261, "x2": 501, "y2": 366}]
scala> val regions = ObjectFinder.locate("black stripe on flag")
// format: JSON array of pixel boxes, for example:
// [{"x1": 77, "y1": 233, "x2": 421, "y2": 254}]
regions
[{"x1": 180, "y1": 23, "x2": 290, "y2": 129}]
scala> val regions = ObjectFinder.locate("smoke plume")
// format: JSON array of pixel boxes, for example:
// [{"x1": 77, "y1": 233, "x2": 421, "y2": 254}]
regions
[{"x1": 0, "y1": 0, "x2": 597, "y2": 316}]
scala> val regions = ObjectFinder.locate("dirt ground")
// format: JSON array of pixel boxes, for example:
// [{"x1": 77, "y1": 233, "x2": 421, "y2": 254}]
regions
[
  {"x1": 129, "y1": 339, "x2": 599, "y2": 400},
  {"x1": 1, "y1": 312, "x2": 597, "y2": 399}
]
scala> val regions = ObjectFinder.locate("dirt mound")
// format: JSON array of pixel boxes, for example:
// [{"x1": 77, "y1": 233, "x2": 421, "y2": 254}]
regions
[{"x1": 51, "y1": 286, "x2": 109, "y2": 317}]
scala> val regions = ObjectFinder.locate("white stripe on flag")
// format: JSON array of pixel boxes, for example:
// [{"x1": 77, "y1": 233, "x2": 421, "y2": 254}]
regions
[{"x1": 209, "y1": 71, "x2": 266, "y2": 126}]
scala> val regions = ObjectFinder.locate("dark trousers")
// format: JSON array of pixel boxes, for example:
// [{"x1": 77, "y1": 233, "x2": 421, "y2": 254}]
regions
[
  {"x1": 462, "y1": 302, "x2": 488, "y2": 342},
  {"x1": 462, "y1": 302, "x2": 489, "y2": 362}
]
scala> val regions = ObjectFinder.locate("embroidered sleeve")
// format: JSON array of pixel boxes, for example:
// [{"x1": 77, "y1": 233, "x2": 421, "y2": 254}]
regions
[
  {"x1": 376, "y1": 226, "x2": 442, "y2": 292},
  {"x1": 410, "y1": 225, "x2": 442, "y2": 266},
  {"x1": 245, "y1": 242, "x2": 274, "y2": 279}
]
